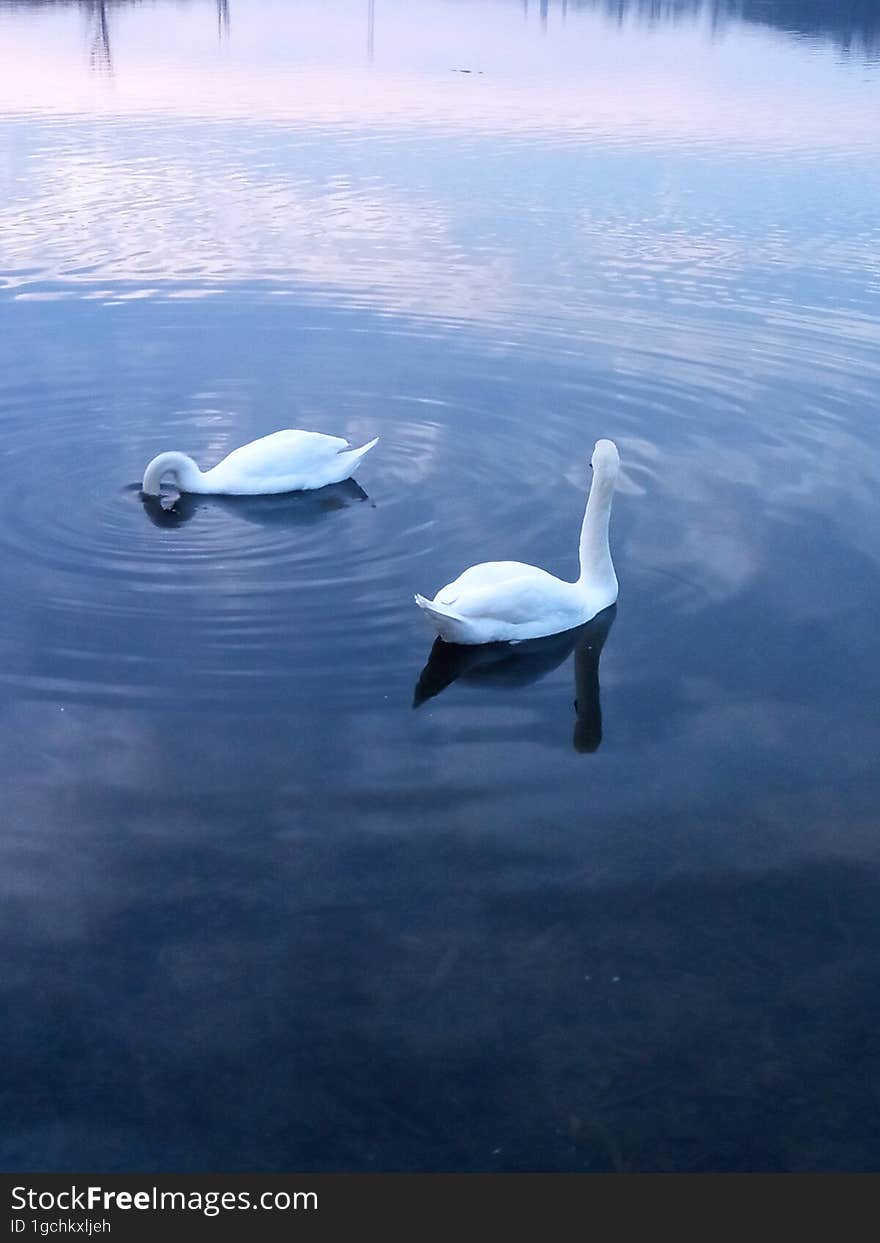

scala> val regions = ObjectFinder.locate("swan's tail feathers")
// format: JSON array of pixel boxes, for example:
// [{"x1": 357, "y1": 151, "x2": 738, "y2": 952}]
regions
[
  {"x1": 414, "y1": 593, "x2": 467, "y2": 642},
  {"x1": 414, "y1": 592, "x2": 461, "y2": 618},
  {"x1": 341, "y1": 436, "x2": 379, "y2": 466}
]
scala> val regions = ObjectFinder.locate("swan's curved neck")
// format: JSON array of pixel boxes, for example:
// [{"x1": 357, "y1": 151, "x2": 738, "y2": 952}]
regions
[
  {"x1": 142, "y1": 451, "x2": 203, "y2": 496},
  {"x1": 577, "y1": 463, "x2": 617, "y2": 590}
]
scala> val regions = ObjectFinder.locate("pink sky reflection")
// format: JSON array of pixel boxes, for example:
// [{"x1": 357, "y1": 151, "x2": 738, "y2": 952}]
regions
[{"x1": 0, "y1": 0, "x2": 877, "y2": 152}]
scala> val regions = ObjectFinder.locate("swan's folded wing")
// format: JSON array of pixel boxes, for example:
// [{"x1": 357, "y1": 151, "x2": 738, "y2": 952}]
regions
[
  {"x1": 437, "y1": 561, "x2": 539, "y2": 605},
  {"x1": 220, "y1": 430, "x2": 349, "y2": 478},
  {"x1": 441, "y1": 569, "x2": 570, "y2": 624}
]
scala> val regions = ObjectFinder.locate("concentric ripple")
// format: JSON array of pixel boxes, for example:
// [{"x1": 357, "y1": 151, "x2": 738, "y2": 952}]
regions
[{"x1": 0, "y1": 329, "x2": 619, "y2": 709}]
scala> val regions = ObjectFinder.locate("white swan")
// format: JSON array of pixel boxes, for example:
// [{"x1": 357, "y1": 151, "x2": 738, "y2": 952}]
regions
[
  {"x1": 414, "y1": 439, "x2": 619, "y2": 644},
  {"x1": 142, "y1": 429, "x2": 379, "y2": 497}
]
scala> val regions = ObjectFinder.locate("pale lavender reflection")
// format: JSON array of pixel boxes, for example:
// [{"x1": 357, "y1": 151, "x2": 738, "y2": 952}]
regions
[{"x1": 0, "y1": 0, "x2": 876, "y2": 149}]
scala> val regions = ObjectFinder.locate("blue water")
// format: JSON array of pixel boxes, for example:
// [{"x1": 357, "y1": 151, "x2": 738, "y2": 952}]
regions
[{"x1": 1, "y1": 0, "x2": 879, "y2": 1172}]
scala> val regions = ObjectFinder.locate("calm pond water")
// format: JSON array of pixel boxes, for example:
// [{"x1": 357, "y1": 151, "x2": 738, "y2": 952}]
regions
[{"x1": 1, "y1": 0, "x2": 879, "y2": 1173}]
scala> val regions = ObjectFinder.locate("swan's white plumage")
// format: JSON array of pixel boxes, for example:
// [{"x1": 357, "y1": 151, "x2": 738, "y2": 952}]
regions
[
  {"x1": 142, "y1": 429, "x2": 379, "y2": 496},
  {"x1": 415, "y1": 439, "x2": 620, "y2": 644}
]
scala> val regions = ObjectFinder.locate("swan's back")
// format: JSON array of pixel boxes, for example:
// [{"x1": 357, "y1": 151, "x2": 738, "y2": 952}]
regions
[
  {"x1": 201, "y1": 428, "x2": 364, "y2": 493},
  {"x1": 438, "y1": 562, "x2": 578, "y2": 626},
  {"x1": 217, "y1": 430, "x2": 349, "y2": 479},
  {"x1": 438, "y1": 562, "x2": 565, "y2": 608}
]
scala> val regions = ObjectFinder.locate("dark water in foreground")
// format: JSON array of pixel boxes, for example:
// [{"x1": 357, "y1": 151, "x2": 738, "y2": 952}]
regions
[{"x1": 1, "y1": 0, "x2": 879, "y2": 1171}]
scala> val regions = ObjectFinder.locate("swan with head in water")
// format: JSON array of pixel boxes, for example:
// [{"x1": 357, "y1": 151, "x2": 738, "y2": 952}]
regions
[
  {"x1": 414, "y1": 438, "x2": 619, "y2": 644},
  {"x1": 142, "y1": 429, "x2": 379, "y2": 497}
]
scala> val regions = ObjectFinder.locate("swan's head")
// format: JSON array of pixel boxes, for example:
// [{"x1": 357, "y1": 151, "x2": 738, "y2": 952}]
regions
[{"x1": 590, "y1": 439, "x2": 619, "y2": 475}]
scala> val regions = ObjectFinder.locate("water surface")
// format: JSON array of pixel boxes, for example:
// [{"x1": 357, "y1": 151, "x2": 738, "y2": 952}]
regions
[{"x1": 1, "y1": 0, "x2": 879, "y2": 1172}]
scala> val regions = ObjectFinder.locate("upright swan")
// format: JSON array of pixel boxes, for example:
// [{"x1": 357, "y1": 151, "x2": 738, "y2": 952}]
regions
[
  {"x1": 414, "y1": 439, "x2": 619, "y2": 644},
  {"x1": 142, "y1": 429, "x2": 379, "y2": 497}
]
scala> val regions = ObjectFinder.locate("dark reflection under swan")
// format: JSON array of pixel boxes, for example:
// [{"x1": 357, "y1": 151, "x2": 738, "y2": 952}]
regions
[
  {"x1": 414, "y1": 604, "x2": 616, "y2": 753},
  {"x1": 137, "y1": 478, "x2": 370, "y2": 529}
]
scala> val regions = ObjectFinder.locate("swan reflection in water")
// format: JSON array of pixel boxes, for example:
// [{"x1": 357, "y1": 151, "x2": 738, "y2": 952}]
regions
[
  {"x1": 414, "y1": 604, "x2": 616, "y2": 753},
  {"x1": 138, "y1": 477, "x2": 370, "y2": 528}
]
